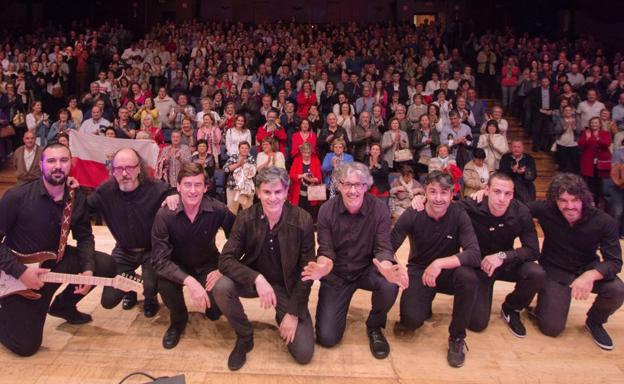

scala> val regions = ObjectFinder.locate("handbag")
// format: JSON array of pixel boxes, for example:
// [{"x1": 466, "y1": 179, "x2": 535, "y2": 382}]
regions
[
  {"x1": 307, "y1": 184, "x2": 327, "y2": 201},
  {"x1": 417, "y1": 155, "x2": 431, "y2": 166},
  {"x1": 0, "y1": 125, "x2": 16, "y2": 138},
  {"x1": 394, "y1": 149, "x2": 413, "y2": 162},
  {"x1": 12, "y1": 112, "x2": 25, "y2": 127}
]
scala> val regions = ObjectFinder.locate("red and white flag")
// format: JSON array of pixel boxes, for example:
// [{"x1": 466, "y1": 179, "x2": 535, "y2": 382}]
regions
[{"x1": 68, "y1": 130, "x2": 160, "y2": 188}]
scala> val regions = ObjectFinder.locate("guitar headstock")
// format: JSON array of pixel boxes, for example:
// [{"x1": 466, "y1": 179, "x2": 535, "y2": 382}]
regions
[{"x1": 112, "y1": 273, "x2": 144, "y2": 293}]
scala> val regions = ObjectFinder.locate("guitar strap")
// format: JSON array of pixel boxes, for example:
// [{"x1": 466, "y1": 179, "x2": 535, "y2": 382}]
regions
[{"x1": 56, "y1": 188, "x2": 75, "y2": 262}]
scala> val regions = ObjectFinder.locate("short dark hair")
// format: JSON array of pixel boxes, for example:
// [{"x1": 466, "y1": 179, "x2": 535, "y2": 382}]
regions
[
  {"x1": 473, "y1": 148, "x2": 486, "y2": 159},
  {"x1": 485, "y1": 119, "x2": 500, "y2": 133},
  {"x1": 425, "y1": 170, "x2": 453, "y2": 190},
  {"x1": 546, "y1": 173, "x2": 593, "y2": 209},
  {"x1": 42, "y1": 142, "x2": 71, "y2": 161},
  {"x1": 488, "y1": 171, "x2": 513, "y2": 186},
  {"x1": 177, "y1": 162, "x2": 206, "y2": 184}
]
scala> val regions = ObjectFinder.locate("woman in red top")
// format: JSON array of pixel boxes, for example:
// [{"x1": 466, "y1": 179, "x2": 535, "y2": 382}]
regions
[
  {"x1": 288, "y1": 142, "x2": 322, "y2": 221},
  {"x1": 296, "y1": 81, "x2": 317, "y2": 120},
  {"x1": 291, "y1": 119, "x2": 318, "y2": 159},
  {"x1": 578, "y1": 116, "x2": 612, "y2": 203},
  {"x1": 500, "y1": 57, "x2": 520, "y2": 111}
]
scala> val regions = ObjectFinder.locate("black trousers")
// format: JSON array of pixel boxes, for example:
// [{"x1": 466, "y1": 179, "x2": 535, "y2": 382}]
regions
[
  {"x1": 0, "y1": 247, "x2": 115, "y2": 356},
  {"x1": 213, "y1": 275, "x2": 314, "y2": 364},
  {"x1": 100, "y1": 247, "x2": 158, "y2": 309},
  {"x1": 158, "y1": 268, "x2": 221, "y2": 330},
  {"x1": 315, "y1": 264, "x2": 399, "y2": 347},
  {"x1": 399, "y1": 266, "x2": 479, "y2": 339},
  {"x1": 531, "y1": 113, "x2": 553, "y2": 152},
  {"x1": 536, "y1": 267, "x2": 624, "y2": 337},
  {"x1": 470, "y1": 262, "x2": 546, "y2": 332}
]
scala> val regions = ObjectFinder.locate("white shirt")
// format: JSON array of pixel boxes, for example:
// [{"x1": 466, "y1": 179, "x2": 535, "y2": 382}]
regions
[
  {"x1": 577, "y1": 100, "x2": 605, "y2": 129},
  {"x1": 225, "y1": 128, "x2": 252, "y2": 156},
  {"x1": 80, "y1": 118, "x2": 111, "y2": 135},
  {"x1": 23, "y1": 147, "x2": 36, "y2": 171}
]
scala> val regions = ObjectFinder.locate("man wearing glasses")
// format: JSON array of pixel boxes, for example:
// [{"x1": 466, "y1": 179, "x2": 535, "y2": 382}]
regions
[
  {"x1": 302, "y1": 162, "x2": 408, "y2": 360},
  {"x1": 86, "y1": 148, "x2": 172, "y2": 317}
]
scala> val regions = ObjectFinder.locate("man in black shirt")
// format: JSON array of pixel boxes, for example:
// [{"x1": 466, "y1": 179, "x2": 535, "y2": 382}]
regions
[
  {"x1": 0, "y1": 143, "x2": 114, "y2": 356},
  {"x1": 152, "y1": 163, "x2": 235, "y2": 350},
  {"x1": 214, "y1": 167, "x2": 316, "y2": 370},
  {"x1": 302, "y1": 162, "x2": 408, "y2": 360},
  {"x1": 88, "y1": 148, "x2": 171, "y2": 317},
  {"x1": 391, "y1": 171, "x2": 481, "y2": 368},
  {"x1": 417, "y1": 173, "x2": 543, "y2": 337},
  {"x1": 530, "y1": 173, "x2": 624, "y2": 350}
]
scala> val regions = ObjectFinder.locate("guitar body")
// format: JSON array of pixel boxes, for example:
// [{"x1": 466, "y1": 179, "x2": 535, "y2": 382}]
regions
[
  {"x1": 13, "y1": 251, "x2": 57, "y2": 265},
  {"x1": 0, "y1": 271, "x2": 42, "y2": 299}
]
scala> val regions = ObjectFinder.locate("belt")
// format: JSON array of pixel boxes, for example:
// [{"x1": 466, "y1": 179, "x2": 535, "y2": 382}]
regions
[{"x1": 124, "y1": 247, "x2": 148, "y2": 253}]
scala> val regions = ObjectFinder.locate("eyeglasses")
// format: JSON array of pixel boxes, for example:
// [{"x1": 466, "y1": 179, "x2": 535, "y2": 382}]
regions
[
  {"x1": 339, "y1": 181, "x2": 368, "y2": 190},
  {"x1": 112, "y1": 163, "x2": 140, "y2": 174}
]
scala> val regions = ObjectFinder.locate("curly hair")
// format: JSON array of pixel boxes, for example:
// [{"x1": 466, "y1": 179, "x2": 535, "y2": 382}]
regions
[{"x1": 546, "y1": 173, "x2": 593, "y2": 210}]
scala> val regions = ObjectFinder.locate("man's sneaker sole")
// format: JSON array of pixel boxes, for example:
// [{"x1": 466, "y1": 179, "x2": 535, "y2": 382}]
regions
[
  {"x1": 585, "y1": 324, "x2": 614, "y2": 351},
  {"x1": 500, "y1": 308, "x2": 526, "y2": 339}
]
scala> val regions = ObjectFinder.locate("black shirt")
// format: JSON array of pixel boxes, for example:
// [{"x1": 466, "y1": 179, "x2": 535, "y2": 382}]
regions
[
  {"x1": 459, "y1": 198, "x2": 539, "y2": 265},
  {"x1": 0, "y1": 179, "x2": 95, "y2": 278},
  {"x1": 88, "y1": 178, "x2": 171, "y2": 249},
  {"x1": 151, "y1": 195, "x2": 235, "y2": 284},
  {"x1": 528, "y1": 201, "x2": 622, "y2": 281},
  {"x1": 317, "y1": 194, "x2": 394, "y2": 280},
  {"x1": 254, "y1": 221, "x2": 285, "y2": 288},
  {"x1": 391, "y1": 204, "x2": 481, "y2": 269}
]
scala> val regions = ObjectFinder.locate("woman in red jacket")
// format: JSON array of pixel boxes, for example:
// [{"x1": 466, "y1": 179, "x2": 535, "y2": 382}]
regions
[
  {"x1": 288, "y1": 142, "x2": 322, "y2": 221},
  {"x1": 296, "y1": 81, "x2": 317, "y2": 120},
  {"x1": 291, "y1": 119, "x2": 318, "y2": 159},
  {"x1": 578, "y1": 116, "x2": 612, "y2": 203}
]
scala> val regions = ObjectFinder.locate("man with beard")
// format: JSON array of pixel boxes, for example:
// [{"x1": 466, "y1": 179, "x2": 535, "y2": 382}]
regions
[
  {"x1": 0, "y1": 143, "x2": 114, "y2": 356},
  {"x1": 88, "y1": 148, "x2": 172, "y2": 317}
]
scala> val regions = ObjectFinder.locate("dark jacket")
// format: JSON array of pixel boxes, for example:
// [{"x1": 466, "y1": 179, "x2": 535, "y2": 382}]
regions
[
  {"x1": 219, "y1": 203, "x2": 315, "y2": 319},
  {"x1": 499, "y1": 153, "x2": 537, "y2": 203}
]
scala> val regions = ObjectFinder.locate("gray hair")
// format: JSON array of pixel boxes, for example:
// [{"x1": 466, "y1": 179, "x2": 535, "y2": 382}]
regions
[
  {"x1": 424, "y1": 170, "x2": 454, "y2": 190},
  {"x1": 255, "y1": 166, "x2": 290, "y2": 189},
  {"x1": 331, "y1": 162, "x2": 373, "y2": 190}
]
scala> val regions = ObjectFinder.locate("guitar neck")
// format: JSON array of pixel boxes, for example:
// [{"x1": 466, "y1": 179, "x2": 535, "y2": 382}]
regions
[{"x1": 40, "y1": 272, "x2": 112, "y2": 287}]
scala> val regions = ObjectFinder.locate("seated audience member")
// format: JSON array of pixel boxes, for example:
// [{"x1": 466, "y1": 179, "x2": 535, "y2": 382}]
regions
[
  {"x1": 462, "y1": 148, "x2": 492, "y2": 197},
  {"x1": 499, "y1": 140, "x2": 537, "y2": 203},
  {"x1": 366, "y1": 142, "x2": 391, "y2": 204},
  {"x1": 13, "y1": 130, "x2": 42, "y2": 185},
  {"x1": 389, "y1": 165, "x2": 425, "y2": 223},
  {"x1": 155, "y1": 130, "x2": 192, "y2": 188},
  {"x1": 288, "y1": 143, "x2": 323, "y2": 221},
  {"x1": 477, "y1": 119, "x2": 508, "y2": 171},
  {"x1": 223, "y1": 141, "x2": 256, "y2": 214}
]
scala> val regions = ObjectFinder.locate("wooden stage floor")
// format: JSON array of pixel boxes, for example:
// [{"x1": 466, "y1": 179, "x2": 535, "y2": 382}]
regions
[{"x1": 1, "y1": 226, "x2": 623, "y2": 384}]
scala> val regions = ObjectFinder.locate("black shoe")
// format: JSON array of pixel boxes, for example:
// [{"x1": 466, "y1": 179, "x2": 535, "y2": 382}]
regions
[
  {"x1": 228, "y1": 336, "x2": 254, "y2": 371},
  {"x1": 122, "y1": 293, "x2": 137, "y2": 310},
  {"x1": 162, "y1": 325, "x2": 185, "y2": 349},
  {"x1": 585, "y1": 320, "x2": 614, "y2": 351},
  {"x1": 367, "y1": 328, "x2": 390, "y2": 359},
  {"x1": 48, "y1": 304, "x2": 93, "y2": 325},
  {"x1": 143, "y1": 297, "x2": 159, "y2": 318},
  {"x1": 447, "y1": 337, "x2": 468, "y2": 368},
  {"x1": 205, "y1": 306, "x2": 222, "y2": 321},
  {"x1": 501, "y1": 303, "x2": 526, "y2": 338}
]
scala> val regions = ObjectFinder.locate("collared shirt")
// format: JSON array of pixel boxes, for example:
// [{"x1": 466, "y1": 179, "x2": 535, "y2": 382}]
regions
[
  {"x1": 391, "y1": 203, "x2": 481, "y2": 269},
  {"x1": 255, "y1": 219, "x2": 285, "y2": 288},
  {"x1": 541, "y1": 88, "x2": 551, "y2": 110},
  {"x1": 23, "y1": 147, "x2": 36, "y2": 171},
  {"x1": 0, "y1": 179, "x2": 94, "y2": 278},
  {"x1": 528, "y1": 201, "x2": 622, "y2": 281},
  {"x1": 317, "y1": 194, "x2": 394, "y2": 280},
  {"x1": 458, "y1": 198, "x2": 539, "y2": 265},
  {"x1": 88, "y1": 178, "x2": 171, "y2": 249},
  {"x1": 151, "y1": 195, "x2": 235, "y2": 284}
]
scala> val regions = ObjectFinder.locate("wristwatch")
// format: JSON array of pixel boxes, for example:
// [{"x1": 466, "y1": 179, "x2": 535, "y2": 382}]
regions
[{"x1": 496, "y1": 251, "x2": 507, "y2": 260}]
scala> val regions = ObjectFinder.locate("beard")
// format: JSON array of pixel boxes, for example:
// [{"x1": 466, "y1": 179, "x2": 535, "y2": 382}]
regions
[{"x1": 44, "y1": 171, "x2": 68, "y2": 186}]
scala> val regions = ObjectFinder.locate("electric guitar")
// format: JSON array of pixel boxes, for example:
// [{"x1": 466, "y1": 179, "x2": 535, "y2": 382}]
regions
[
  {"x1": 0, "y1": 249, "x2": 143, "y2": 299},
  {"x1": 0, "y1": 270, "x2": 143, "y2": 299}
]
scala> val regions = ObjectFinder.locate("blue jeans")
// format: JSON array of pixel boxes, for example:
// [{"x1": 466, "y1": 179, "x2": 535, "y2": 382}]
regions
[{"x1": 501, "y1": 85, "x2": 517, "y2": 110}]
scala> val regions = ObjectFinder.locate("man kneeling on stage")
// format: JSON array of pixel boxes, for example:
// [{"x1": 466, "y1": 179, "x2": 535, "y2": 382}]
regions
[
  {"x1": 213, "y1": 167, "x2": 316, "y2": 371},
  {"x1": 152, "y1": 163, "x2": 235, "y2": 349}
]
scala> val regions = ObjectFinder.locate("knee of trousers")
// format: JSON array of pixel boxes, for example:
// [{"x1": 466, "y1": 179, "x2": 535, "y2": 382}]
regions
[
  {"x1": 315, "y1": 324, "x2": 342, "y2": 348},
  {"x1": 376, "y1": 279, "x2": 400, "y2": 302},
  {"x1": 290, "y1": 342, "x2": 314, "y2": 365},
  {"x1": 211, "y1": 276, "x2": 238, "y2": 306},
  {"x1": 453, "y1": 267, "x2": 480, "y2": 290},
  {"x1": 602, "y1": 279, "x2": 624, "y2": 302},
  {"x1": 467, "y1": 315, "x2": 490, "y2": 333},
  {"x1": 523, "y1": 263, "x2": 547, "y2": 287},
  {"x1": 538, "y1": 319, "x2": 565, "y2": 337},
  {"x1": 5, "y1": 336, "x2": 42, "y2": 357},
  {"x1": 400, "y1": 313, "x2": 425, "y2": 331}
]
